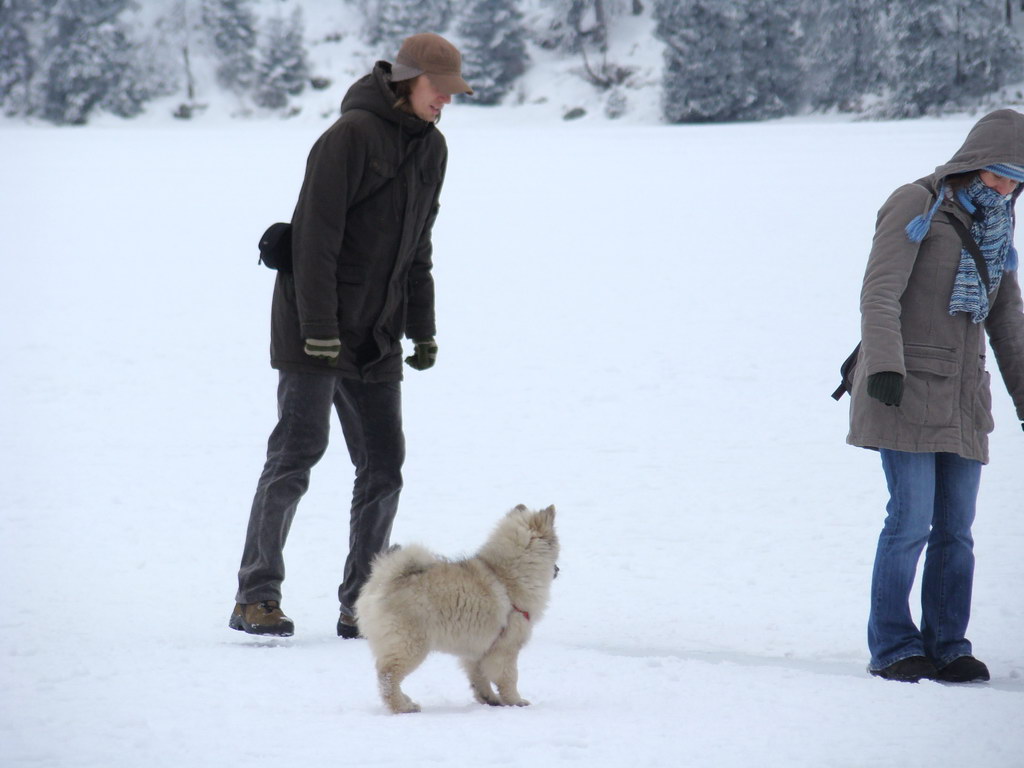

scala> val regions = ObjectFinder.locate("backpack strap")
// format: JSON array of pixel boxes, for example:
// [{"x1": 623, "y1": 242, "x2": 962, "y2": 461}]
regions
[
  {"x1": 943, "y1": 211, "x2": 991, "y2": 292},
  {"x1": 912, "y1": 179, "x2": 991, "y2": 290},
  {"x1": 831, "y1": 342, "x2": 861, "y2": 401}
]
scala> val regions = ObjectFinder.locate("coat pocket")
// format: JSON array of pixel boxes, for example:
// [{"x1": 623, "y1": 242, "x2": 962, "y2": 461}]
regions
[{"x1": 901, "y1": 345, "x2": 959, "y2": 427}]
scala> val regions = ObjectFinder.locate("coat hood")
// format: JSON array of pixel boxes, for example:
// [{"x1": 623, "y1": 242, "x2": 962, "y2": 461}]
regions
[
  {"x1": 339, "y1": 61, "x2": 434, "y2": 137},
  {"x1": 933, "y1": 109, "x2": 1024, "y2": 178},
  {"x1": 906, "y1": 109, "x2": 1024, "y2": 242}
]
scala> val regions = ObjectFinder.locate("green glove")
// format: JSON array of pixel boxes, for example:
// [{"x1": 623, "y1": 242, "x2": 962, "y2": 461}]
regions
[
  {"x1": 867, "y1": 371, "x2": 903, "y2": 407},
  {"x1": 304, "y1": 337, "x2": 341, "y2": 361},
  {"x1": 405, "y1": 338, "x2": 438, "y2": 371}
]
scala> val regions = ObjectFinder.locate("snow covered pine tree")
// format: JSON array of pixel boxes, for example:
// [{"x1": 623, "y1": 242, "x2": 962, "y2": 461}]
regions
[
  {"x1": 886, "y1": 0, "x2": 1022, "y2": 116},
  {"x1": 202, "y1": 0, "x2": 258, "y2": 96},
  {"x1": 739, "y1": 0, "x2": 802, "y2": 119},
  {"x1": 361, "y1": 0, "x2": 453, "y2": 49},
  {"x1": 456, "y1": 0, "x2": 528, "y2": 106},
  {"x1": 254, "y1": 7, "x2": 310, "y2": 110},
  {"x1": 41, "y1": 0, "x2": 145, "y2": 125},
  {"x1": 803, "y1": 0, "x2": 887, "y2": 112},
  {"x1": 0, "y1": 0, "x2": 34, "y2": 117},
  {"x1": 655, "y1": 0, "x2": 748, "y2": 122}
]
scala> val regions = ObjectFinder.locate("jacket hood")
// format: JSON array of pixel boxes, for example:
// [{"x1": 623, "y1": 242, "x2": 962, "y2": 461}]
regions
[
  {"x1": 933, "y1": 109, "x2": 1024, "y2": 179},
  {"x1": 906, "y1": 109, "x2": 1024, "y2": 242},
  {"x1": 339, "y1": 61, "x2": 434, "y2": 136}
]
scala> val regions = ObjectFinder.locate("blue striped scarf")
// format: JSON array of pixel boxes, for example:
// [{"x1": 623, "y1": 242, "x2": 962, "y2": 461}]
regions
[{"x1": 949, "y1": 177, "x2": 1017, "y2": 323}]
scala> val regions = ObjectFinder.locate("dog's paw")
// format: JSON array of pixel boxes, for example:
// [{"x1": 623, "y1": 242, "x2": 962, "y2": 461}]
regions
[
  {"x1": 474, "y1": 691, "x2": 502, "y2": 706},
  {"x1": 500, "y1": 697, "x2": 531, "y2": 707},
  {"x1": 390, "y1": 700, "x2": 421, "y2": 714},
  {"x1": 386, "y1": 692, "x2": 421, "y2": 714}
]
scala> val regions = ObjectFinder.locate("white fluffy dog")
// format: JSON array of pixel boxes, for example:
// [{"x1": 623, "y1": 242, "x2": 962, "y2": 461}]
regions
[{"x1": 355, "y1": 505, "x2": 560, "y2": 714}]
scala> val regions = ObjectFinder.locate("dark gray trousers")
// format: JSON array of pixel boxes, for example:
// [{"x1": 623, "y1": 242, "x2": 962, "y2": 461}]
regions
[{"x1": 235, "y1": 370, "x2": 404, "y2": 615}]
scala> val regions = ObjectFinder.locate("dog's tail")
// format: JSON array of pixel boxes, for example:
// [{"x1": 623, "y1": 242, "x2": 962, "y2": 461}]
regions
[
  {"x1": 367, "y1": 543, "x2": 439, "y2": 586},
  {"x1": 356, "y1": 544, "x2": 441, "y2": 642}
]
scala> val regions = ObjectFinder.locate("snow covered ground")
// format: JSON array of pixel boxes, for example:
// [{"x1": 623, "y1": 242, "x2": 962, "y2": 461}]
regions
[{"x1": 3, "y1": 107, "x2": 1023, "y2": 767}]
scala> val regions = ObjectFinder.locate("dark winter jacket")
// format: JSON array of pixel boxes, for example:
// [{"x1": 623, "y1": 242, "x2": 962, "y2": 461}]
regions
[
  {"x1": 848, "y1": 109, "x2": 1024, "y2": 463},
  {"x1": 270, "y1": 62, "x2": 448, "y2": 381}
]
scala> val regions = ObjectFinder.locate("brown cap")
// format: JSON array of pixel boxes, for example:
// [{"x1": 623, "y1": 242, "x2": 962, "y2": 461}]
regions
[{"x1": 391, "y1": 33, "x2": 473, "y2": 95}]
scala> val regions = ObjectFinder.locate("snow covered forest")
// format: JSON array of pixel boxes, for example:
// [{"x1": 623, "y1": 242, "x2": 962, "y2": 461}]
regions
[{"x1": 1, "y1": 0, "x2": 1024, "y2": 125}]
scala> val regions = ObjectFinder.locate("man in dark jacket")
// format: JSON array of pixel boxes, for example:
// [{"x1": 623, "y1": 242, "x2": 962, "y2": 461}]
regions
[{"x1": 230, "y1": 33, "x2": 472, "y2": 639}]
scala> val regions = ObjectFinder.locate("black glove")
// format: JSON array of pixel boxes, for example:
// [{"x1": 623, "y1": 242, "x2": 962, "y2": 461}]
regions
[
  {"x1": 867, "y1": 371, "x2": 904, "y2": 407},
  {"x1": 405, "y1": 338, "x2": 438, "y2": 371}
]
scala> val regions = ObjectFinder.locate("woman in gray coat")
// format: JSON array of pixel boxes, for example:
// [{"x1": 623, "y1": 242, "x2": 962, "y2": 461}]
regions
[{"x1": 848, "y1": 109, "x2": 1024, "y2": 683}]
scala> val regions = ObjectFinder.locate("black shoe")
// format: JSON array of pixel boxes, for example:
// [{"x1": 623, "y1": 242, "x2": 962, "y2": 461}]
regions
[
  {"x1": 337, "y1": 612, "x2": 361, "y2": 639},
  {"x1": 869, "y1": 656, "x2": 938, "y2": 682},
  {"x1": 934, "y1": 656, "x2": 990, "y2": 683},
  {"x1": 229, "y1": 601, "x2": 295, "y2": 637}
]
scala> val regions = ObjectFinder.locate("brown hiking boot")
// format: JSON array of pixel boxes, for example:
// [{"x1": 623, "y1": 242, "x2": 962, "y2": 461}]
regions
[{"x1": 229, "y1": 601, "x2": 294, "y2": 637}]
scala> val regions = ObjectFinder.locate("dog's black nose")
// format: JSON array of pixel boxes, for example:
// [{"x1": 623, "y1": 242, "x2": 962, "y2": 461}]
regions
[{"x1": 553, "y1": 564, "x2": 560, "y2": 579}]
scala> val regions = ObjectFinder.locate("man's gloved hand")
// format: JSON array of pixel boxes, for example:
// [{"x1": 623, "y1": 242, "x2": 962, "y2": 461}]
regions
[
  {"x1": 405, "y1": 338, "x2": 438, "y2": 371},
  {"x1": 867, "y1": 371, "x2": 904, "y2": 407},
  {"x1": 304, "y1": 337, "x2": 341, "y2": 361}
]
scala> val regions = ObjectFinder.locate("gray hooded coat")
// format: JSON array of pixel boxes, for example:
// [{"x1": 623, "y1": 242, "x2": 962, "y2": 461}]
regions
[
  {"x1": 269, "y1": 62, "x2": 447, "y2": 382},
  {"x1": 848, "y1": 109, "x2": 1024, "y2": 463}
]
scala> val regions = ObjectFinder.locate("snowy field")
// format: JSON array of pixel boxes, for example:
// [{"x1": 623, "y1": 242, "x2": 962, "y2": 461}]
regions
[{"x1": 3, "y1": 108, "x2": 1023, "y2": 767}]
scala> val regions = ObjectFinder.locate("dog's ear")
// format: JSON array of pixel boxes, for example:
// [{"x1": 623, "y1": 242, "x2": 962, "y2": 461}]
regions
[
  {"x1": 535, "y1": 505, "x2": 556, "y2": 532},
  {"x1": 512, "y1": 503, "x2": 529, "y2": 515}
]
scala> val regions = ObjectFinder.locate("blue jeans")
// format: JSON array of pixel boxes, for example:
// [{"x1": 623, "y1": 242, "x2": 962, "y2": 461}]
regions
[{"x1": 867, "y1": 450, "x2": 981, "y2": 670}]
